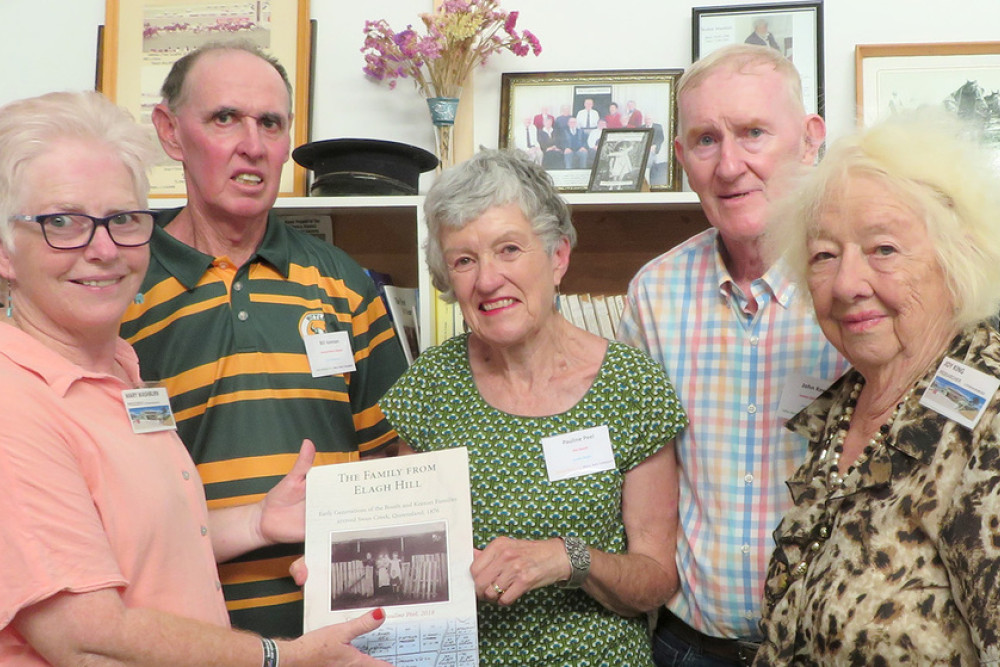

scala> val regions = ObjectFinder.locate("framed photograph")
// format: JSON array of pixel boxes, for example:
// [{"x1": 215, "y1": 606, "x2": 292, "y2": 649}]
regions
[
  {"x1": 692, "y1": 1, "x2": 824, "y2": 117},
  {"x1": 588, "y1": 129, "x2": 653, "y2": 193},
  {"x1": 856, "y1": 42, "x2": 1000, "y2": 138},
  {"x1": 499, "y1": 69, "x2": 682, "y2": 192},
  {"x1": 98, "y1": 0, "x2": 312, "y2": 197}
]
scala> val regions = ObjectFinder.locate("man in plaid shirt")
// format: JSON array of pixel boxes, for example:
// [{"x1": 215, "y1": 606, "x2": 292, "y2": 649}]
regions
[{"x1": 618, "y1": 45, "x2": 849, "y2": 666}]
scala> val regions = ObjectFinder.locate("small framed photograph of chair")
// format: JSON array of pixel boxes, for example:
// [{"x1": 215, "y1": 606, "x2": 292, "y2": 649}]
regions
[{"x1": 587, "y1": 128, "x2": 654, "y2": 193}]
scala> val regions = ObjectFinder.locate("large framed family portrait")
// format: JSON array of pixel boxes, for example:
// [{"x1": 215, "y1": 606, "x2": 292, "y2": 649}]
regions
[
  {"x1": 499, "y1": 69, "x2": 682, "y2": 192},
  {"x1": 692, "y1": 1, "x2": 824, "y2": 116},
  {"x1": 98, "y1": 0, "x2": 312, "y2": 197}
]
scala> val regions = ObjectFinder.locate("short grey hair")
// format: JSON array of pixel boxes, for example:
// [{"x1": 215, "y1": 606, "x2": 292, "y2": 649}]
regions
[
  {"x1": 768, "y1": 108, "x2": 1000, "y2": 328},
  {"x1": 160, "y1": 40, "x2": 293, "y2": 112},
  {"x1": 0, "y1": 91, "x2": 154, "y2": 250},
  {"x1": 423, "y1": 149, "x2": 577, "y2": 303}
]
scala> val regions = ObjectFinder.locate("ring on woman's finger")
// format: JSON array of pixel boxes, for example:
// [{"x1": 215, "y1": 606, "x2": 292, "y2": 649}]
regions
[{"x1": 491, "y1": 583, "x2": 505, "y2": 596}]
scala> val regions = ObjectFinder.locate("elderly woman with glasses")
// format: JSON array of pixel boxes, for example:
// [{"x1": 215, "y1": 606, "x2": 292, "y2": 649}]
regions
[
  {"x1": 380, "y1": 149, "x2": 688, "y2": 666},
  {"x1": 0, "y1": 90, "x2": 391, "y2": 666}
]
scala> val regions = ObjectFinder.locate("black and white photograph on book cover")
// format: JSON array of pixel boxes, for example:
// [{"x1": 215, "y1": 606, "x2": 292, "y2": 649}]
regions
[{"x1": 327, "y1": 521, "x2": 450, "y2": 611}]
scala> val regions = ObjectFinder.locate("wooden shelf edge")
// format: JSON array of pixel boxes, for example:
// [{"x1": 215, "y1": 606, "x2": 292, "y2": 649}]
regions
[{"x1": 152, "y1": 192, "x2": 701, "y2": 213}]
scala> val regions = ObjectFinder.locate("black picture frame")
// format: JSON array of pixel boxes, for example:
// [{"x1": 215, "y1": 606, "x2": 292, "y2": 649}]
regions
[
  {"x1": 692, "y1": 1, "x2": 824, "y2": 117},
  {"x1": 499, "y1": 69, "x2": 682, "y2": 192},
  {"x1": 587, "y1": 128, "x2": 654, "y2": 193}
]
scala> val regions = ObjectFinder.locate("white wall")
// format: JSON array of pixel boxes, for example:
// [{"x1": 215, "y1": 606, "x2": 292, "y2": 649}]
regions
[{"x1": 3, "y1": 0, "x2": 996, "y2": 183}]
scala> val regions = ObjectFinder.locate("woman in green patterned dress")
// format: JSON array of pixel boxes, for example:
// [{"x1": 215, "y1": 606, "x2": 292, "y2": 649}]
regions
[{"x1": 380, "y1": 149, "x2": 688, "y2": 666}]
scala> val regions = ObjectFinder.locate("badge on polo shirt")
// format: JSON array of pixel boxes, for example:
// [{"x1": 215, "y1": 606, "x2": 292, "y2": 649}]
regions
[
  {"x1": 122, "y1": 384, "x2": 177, "y2": 434},
  {"x1": 542, "y1": 425, "x2": 616, "y2": 482},
  {"x1": 300, "y1": 311, "x2": 356, "y2": 377}
]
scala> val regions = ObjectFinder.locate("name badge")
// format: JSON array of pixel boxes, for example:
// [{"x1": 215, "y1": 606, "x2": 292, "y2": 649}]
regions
[
  {"x1": 542, "y1": 425, "x2": 616, "y2": 482},
  {"x1": 920, "y1": 357, "x2": 1000, "y2": 429},
  {"x1": 122, "y1": 385, "x2": 177, "y2": 434},
  {"x1": 304, "y1": 330, "x2": 356, "y2": 377},
  {"x1": 778, "y1": 374, "x2": 837, "y2": 420}
]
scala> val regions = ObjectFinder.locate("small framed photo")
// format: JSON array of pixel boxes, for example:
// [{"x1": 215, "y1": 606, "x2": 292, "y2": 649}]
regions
[
  {"x1": 499, "y1": 69, "x2": 682, "y2": 192},
  {"x1": 856, "y1": 42, "x2": 1000, "y2": 131},
  {"x1": 587, "y1": 129, "x2": 654, "y2": 193},
  {"x1": 692, "y1": 1, "x2": 824, "y2": 117}
]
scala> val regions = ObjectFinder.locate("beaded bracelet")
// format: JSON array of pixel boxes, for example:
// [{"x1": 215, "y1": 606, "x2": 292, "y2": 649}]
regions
[{"x1": 261, "y1": 637, "x2": 280, "y2": 667}]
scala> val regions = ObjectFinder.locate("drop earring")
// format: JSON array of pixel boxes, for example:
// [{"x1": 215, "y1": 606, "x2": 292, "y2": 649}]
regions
[{"x1": 4, "y1": 282, "x2": 11, "y2": 318}]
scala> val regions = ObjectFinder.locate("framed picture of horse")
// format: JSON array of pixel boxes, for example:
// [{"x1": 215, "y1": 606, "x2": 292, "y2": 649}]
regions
[{"x1": 856, "y1": 42, "x2": 1000, "y2": 137}]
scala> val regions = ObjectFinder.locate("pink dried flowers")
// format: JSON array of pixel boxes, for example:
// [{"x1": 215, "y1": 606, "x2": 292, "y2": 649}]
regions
[{"x1": 362, "y1": 0, "x2": 541, "y2": 99}]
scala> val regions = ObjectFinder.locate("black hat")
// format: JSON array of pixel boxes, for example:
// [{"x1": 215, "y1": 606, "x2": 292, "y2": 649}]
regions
[{"x1": 292, "y1": 138, "x2": 438, "y2": 196}]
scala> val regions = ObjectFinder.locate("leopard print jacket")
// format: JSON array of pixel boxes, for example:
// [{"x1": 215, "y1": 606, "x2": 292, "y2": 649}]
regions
[{"x1": 755, "y1": 323, "x2": 1000, "y2": 666}]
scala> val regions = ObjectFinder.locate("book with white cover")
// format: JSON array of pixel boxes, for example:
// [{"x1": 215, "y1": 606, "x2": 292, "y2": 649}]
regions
[
  {"x1": 304, "y1": 448, "x2": 478, "y2": 665},
  {"x1": 561, "y1": 293, "x2": 582, "y2": 329},
  {"x1": 383, "y1": 285, "x2": 420, "y2": 365},
  {"x1": 591, "y1": 295, "x2": 616, "y2": 340},
  {"x1": 577, "y1": 293, "x2": 600, "y2": 335},
  {"x1": 608, "y1": 294, "x2": 625, "y2": 335}
]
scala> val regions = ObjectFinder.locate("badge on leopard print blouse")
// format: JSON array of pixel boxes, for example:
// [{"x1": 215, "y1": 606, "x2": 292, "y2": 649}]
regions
[{"x1": 920, "y1": 357, "x2": 1000, "y2": 429}]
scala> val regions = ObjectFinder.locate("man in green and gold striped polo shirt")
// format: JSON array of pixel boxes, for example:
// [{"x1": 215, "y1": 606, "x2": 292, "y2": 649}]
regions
[{"x1": 120, "y1": 43, "x2": 407, "y2": 639}]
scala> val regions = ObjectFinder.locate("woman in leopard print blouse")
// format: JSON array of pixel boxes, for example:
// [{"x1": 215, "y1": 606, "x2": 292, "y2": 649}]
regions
[{"x1": 755, "y1": 110, "x2": 1000, "y2": 665}]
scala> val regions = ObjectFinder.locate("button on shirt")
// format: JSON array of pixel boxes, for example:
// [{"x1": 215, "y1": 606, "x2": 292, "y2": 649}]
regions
[{"x1": 617, "y1": 227, "x2": 849, "y2": 639}]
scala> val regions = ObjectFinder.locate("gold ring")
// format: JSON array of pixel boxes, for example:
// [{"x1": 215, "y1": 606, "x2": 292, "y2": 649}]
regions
[{"x1": 492, "y1": 583, "x2": 505, "y2": 596}]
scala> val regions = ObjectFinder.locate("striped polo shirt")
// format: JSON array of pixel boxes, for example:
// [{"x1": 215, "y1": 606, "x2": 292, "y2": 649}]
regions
[{"x1": 120, "y1": 209, "x2": 407, "y2": 637}]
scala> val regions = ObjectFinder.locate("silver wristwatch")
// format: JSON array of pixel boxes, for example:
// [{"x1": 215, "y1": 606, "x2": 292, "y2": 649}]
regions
[{"x1": 556, "y1": 536, "x2": 591, "y2": 588}]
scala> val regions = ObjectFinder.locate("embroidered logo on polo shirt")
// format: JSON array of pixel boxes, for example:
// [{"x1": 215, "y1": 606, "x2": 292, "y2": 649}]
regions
[{"x1": 299, "y1": 311, "x2": 328, "y2": 337}]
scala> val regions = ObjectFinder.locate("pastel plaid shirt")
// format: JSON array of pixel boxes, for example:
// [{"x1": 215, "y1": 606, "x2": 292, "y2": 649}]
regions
[{"x1": 618, "y1": 228, "x2": 849, "y2": 639}]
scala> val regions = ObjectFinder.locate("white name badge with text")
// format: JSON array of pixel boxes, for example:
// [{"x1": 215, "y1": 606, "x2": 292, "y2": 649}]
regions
[
  {"x1": 122, "y1": 385, "x2": 177, "y2": 434},
  {"x1": 304, "y1": 330, "x2": 356, "y2": 377},
  {"x1": 920, "y1": 357, "x2": 1000, "y2": 429},
  {"x1": 778, "y1": 374, "x2": 837, "y2": 421},
  {"x1": 542, "y1": 425, "x2": 616, "y2": 482}
]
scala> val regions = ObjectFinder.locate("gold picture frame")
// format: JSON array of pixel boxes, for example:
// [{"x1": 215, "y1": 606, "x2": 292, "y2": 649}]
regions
[
  {"x1": 856, "y1": 42, "x2": 1000, "y2": 127},
  {"x1": 499, "y1": 69, "x2": 681, "y2": 192},
  {"x1": 98, "y1": 0, "x2": 311, "y2": 197}
]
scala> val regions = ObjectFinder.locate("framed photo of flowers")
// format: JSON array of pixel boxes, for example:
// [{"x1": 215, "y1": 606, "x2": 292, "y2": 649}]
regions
[
  {"x1": 692, "y1": 1, "x2": 824, "y2": 117},
  {"x1": 499, "y1": 69, "x2": 682, "y2": 192},
  {"x1": 98, "y1": 0, "x2": 312, "y2": 197}
]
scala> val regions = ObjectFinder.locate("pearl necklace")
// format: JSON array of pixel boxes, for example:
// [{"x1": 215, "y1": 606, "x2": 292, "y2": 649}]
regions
[{"x1": 819, "y1": 380, "x2": 909, "y2": 489}]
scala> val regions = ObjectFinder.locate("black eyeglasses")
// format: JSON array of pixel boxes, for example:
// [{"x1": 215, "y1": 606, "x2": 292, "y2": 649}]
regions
[{"x1": 9, "y1": 211, "x2": 157, "y2": 250}]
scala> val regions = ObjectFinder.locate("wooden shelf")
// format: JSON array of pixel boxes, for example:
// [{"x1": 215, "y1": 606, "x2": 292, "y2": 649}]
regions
[{"x1": 152, "y1": 191, "x2": 709, "y2": 348}]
